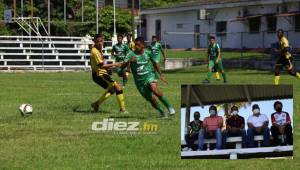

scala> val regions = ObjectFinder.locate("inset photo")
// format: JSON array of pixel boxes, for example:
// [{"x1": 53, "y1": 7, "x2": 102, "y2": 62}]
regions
[{"x1": 181, "y1": 85, "x2": 293, "y2": 159}]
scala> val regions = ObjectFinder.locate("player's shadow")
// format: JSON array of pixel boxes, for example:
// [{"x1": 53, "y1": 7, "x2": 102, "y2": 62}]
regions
[{"x1": 72, "y1": 106, "x2": 111, "y2": 114}]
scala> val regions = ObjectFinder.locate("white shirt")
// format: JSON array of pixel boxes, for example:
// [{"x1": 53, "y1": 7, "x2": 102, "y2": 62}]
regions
[{"x1": 247, "y1": 113, "x2": 269, "y2": 127}]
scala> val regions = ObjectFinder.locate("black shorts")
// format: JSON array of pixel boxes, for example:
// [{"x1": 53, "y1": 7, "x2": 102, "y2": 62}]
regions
[
  {"x1": 276, "y1": 57, "x2": 293, "y2": 70},
  {"x1": 92, "y1": 72, "x2": 115, "y2": 90}
]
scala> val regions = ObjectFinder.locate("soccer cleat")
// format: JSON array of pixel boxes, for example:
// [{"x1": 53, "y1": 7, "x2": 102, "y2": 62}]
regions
[
  {"x1": 91, "y1": 102, "x2": 99, "y2": 112},
  {"x1": 159, "y1": 112, "x2": 169, "y2": 119},
  {"x1": 202, "y1": 79, "x2": 210, "y2": 84},
  {"x1": 168, "y1": 107, "x2": 175, "y2": 116},
  {"x1": 119, "y1": 110, "x2": 129, "y2": 114}
]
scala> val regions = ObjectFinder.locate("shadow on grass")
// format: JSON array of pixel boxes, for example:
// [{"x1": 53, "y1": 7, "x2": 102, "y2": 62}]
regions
[{"x1": 72, "y1": 105, "x2": 111, "y2": 114}]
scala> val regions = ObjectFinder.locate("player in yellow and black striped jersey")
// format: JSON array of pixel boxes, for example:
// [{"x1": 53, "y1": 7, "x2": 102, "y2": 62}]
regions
[
  {"x1": 90, "y1": 34, "x2": 127, "y2": 114},
  {"x1": 126, "y1": 32, "x2": 135, "y2": 51},
  {"x1": 274, "y1": 29, "x2": 300, "y2": 85}
]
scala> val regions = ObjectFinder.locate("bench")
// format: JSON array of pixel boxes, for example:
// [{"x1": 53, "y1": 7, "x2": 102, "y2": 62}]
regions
[{"x1": 182, "y1": 135, "x2": 264, "y2": 150}]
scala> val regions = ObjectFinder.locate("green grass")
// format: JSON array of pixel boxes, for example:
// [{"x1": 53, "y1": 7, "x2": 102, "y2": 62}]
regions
[
  {"x1": 0, "y1": 66, "x2": 299, "y2": 169},
  {"x1": 166, "y1": 50, "x2": 270, "y2": 60}
]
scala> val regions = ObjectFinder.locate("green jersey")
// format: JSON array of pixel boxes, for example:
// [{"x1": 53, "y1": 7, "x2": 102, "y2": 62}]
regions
[
  {"x1": 208, "y1": 43, "x2": 220, "y2": 60},
  {"x1": 125, "y1": 50, "x2": 155, "y2": 84},
  {"x1": 112, "y1": 43, "x2": 130, "y2": 62},
  {"x1": 149, "y1": 42, "x2": 162, "y2": 63}
]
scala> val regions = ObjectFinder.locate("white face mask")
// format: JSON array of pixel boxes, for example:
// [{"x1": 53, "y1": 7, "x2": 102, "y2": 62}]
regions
[
  {"x1": 209, "y1": 110, "x2": 216, "y2": 115},
  {"x1": 253, "y1": 109, "x2": 260, "y2": 115},
  {"x1": 232, "y1": 111, "x2": 238, "y2": 115}
]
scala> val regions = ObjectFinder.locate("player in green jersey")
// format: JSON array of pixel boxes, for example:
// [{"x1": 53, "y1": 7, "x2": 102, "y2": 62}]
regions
[
  {"x1": 203, "y1": 36, "x2": 227, "y2": 84},
  {"x1": 112, "y1": 34, "x2": 130, "y2": 86},
  {"x1": 121, "y1": 37, "x2": 175, "y2": 118},
  {"x1": 149, "y1": 35, "x2": 166, "y2": 79}
]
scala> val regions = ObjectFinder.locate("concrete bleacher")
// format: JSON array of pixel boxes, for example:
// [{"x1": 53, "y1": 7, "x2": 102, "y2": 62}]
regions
[{"x1": 0, "y1": 36, "x2": 113, "y2": 71}]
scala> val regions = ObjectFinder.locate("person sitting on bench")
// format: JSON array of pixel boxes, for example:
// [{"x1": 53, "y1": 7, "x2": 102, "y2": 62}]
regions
[
  {"x1": 222, "y1": 106, "x2": 247, "y2": 149},
  {"x1": 183, "y1": 111, "x2": 203, "y2": 151},
  {"x1": 198, "y1": 105, "x2": 223, "y2": 151},
  {"x1": 271, "y1": 101, "x2": 293, "y2": 146},
  {"x1": 247, "y1": 104, "x2": 270, "y2": 148}
]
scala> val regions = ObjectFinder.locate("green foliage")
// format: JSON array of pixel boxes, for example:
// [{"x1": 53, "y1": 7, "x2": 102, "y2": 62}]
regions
[
  {"x1": 0, "y1": 0, "x2": 132, "y2": 37},
  {"x1": 141, "y1": 0, "x2": 189, "y2": 9}
]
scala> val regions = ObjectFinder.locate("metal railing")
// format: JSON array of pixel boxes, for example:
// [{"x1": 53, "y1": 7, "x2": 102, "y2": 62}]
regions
[{"x1": 0, "y1": 36, "x2": 113, "y2": 71}]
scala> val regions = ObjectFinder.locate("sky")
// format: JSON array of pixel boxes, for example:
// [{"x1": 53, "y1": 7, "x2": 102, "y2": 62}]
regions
[{"x1": 180, "y1": 99, "x2": 293, "y2": 141}]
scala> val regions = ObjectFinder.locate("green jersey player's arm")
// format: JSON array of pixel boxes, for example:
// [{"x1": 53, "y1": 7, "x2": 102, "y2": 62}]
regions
[
  {"x1": 150, "y1": 54, "x2": 168, "y2": 84},
  {"x1": 216, "y1": 44, "x2": 222, "y2": 62},
  {"x1": 120, "y1": 53, "x2": 135, "y2": 69}
]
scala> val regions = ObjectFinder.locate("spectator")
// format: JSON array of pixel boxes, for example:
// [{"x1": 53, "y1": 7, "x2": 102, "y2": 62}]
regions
[
  {"x1": 222, "y1": 106, "x2": 247, "y2": 148},
  {"x1": 271, "y1": 101, "x2": 293, "y2": 145},
  {"x1": 198, "y1": 105, "x2": 223, "y2": 150},
  {"x1": 183, "y1": 111, "x2": 203, "y2": 151},
  {"x1": 247, "y1": 104, "x2": 270, "y2": 147}
]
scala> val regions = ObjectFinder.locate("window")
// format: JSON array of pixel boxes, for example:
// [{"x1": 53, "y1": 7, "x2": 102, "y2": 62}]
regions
[
  {"x1": 176, "y1": 24, "x2": 183, "y2": 29},
  {"x1": 249, "y1": 17, "x2": 261, "y2": 33},
  {"x1": 295, "y1": 14, "x2": 300, "y2": 32},
  {"x1": 105, "y1": 0, "x2": 113, "y2": 6},
  {"x1": 155, "y1": 20, "x2": 161, "y2": 40},
  {"x1": 267, "y1": 16, "x2": 277, "y2": 32},
  {"x1": 216, "y1": 21, "x2": 227, "y2": 36}
]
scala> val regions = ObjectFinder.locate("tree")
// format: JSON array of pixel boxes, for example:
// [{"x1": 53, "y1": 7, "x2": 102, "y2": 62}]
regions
[{"x1": 141, "y1": 0, "x2": 190, "y2": 9}]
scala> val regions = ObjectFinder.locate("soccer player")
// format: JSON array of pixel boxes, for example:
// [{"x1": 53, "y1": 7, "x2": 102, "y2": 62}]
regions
[
  {"x1": 271, "y1": 101, "x2": 293, "y2": 145},
  {"x1": 121, "y1": 37, "x2": 175, "y2": 118},
  {"x1": 203, "y1": 36, "x2": 227, "y2": 83},
  {"x1": 274, "y1": 29, "x2": 300, "y2": 85},
  {"x1": 90, "y1": 34, "x2": 127, "y2": 114},
  {"x1": 126, "y1": 32, "x2": 135, "y2": 50},
  {"x1": 111, "y1": 34, "x2": 130, "y2": 86},
  {"x1": 149, "y1": 35, "x2": 166, "y2": 79}
]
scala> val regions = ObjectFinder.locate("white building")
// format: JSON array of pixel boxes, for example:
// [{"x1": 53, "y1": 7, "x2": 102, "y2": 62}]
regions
[{"x1": 141, "y1": 0, "x2": 300, "y2": 49}]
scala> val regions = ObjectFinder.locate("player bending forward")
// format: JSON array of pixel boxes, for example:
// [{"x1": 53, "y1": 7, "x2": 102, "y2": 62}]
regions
[
  {"x1": 90, "y1": 34, "x2": 127, "y2": 114},
  {"x1": 121, "y1": 37, "x2": 175, "y2": 118}
]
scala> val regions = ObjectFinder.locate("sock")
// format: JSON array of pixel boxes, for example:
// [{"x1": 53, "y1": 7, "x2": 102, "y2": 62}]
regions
[
  {"x1": 158, "y1": 96, "x2": 172, "y2": 109},
  {"x1": 116, "y1": 91, "x2": 126, "y2": 111},
  {"x1": 96, "y1": 91, "x2": 112, "y2": 106},
  {"x1": 274, "y1": 76, "x2": 280, "y2": 85},
  {"x1": 155, "y1": 71, "x2": 160, "y2": 79},
  {"x1": 215, "y1": 72, "x2": 220, "y2": 80},
  {"x1": 221, "y1": 72, "x2": 227, "y2": 82},
  {"x1": 296, "y1": 72, "x2": 300, "y2": 79},
  {"x1": 207, "y1": 71, "x2": 212, "y2": 81},
  {"x1": 153, "y1": 102, "x2": 164, "y2": 114},
  {"x1": 123, "y1": 76, "x2": 128, "y2": 86}
]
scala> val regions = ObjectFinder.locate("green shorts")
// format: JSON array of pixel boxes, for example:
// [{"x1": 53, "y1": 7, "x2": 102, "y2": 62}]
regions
[
  {"x1": 135, "y1": 74, "x2": 156, "y2": 101},
  {"x1": 208, "y1": 59, "x2": 224, "y2": 71}
]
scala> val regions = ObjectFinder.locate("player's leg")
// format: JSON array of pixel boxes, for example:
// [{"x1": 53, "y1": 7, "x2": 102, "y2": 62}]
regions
[
  {"x1": 286, "y1": 59, "x2": 300, "y2": 79},
  {"x1": 149, "y1": 81, "x2": 175, "y2": 115},
  {"x1": 213, "y1": 65, "x2": 220, "y2": 80},
  {"x1": 91, "y1": 73, "x2": 114, "y2": 112},
  {"x1": 102, "y1": 74, "x2": 126, "y2": 113},
  {"x1": 203, "y1": 60, "x2": 214, "y2": 83},
  {"x1": 137, "y1": 84, "x2": 166, "y2": 117},
  {"x1": 218, "y1": 60, "x2": 227, "y2": 83},
  {"x1": 274, "y1": 58, "x2": 283, "y2": 85}
]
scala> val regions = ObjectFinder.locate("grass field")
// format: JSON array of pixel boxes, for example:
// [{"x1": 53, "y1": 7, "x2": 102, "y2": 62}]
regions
[
  {"x1": 165, "y1": 50, "x2": 270, "y2": 60},
  {"x1": 0, "y1": 65, "x2": 299, "y2": 169}
]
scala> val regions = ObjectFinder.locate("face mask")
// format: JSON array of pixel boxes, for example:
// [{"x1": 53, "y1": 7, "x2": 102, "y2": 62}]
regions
[
  {"x1": 194, "y1": 115, "x2": 200, "y2": 120},
  {"x1": 232, "y1": 111, "x2": 238, "y2": 115},
  {"x1": 275, "y1": 107, "x2": 282, "y2": 112},
  {"x1": 253, "y1": 109, "x2": 260, "y2": 115},
  {"x1": 209, "y1": 110, "x2": 216, "y2": 115}
]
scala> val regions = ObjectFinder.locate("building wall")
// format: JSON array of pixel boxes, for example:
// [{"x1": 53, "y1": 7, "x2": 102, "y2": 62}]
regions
[{"x1": 143, "y1": 2, "x2": 300, "y2": 49}]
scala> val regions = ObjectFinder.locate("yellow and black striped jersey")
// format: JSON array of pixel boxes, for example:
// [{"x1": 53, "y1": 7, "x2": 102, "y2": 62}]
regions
[{"x1": 279, "y1": 36, "x2": 292, "y2": 59}]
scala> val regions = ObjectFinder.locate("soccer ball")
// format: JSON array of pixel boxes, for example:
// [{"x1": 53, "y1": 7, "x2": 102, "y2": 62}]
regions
[{"x1": 19, "y1": 104, "x2": 33, "y2": 116}]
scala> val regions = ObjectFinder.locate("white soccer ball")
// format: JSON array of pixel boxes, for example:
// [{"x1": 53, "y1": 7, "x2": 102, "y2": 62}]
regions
[{"x1": 19, "y1": 104, "x2": 33, "y2": 116}]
